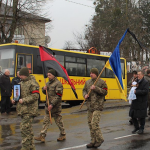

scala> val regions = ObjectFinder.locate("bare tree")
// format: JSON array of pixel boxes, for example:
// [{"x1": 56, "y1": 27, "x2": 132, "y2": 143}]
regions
[
  {"x1": 73, "y1": 31, "x2": 89, "y2": 50},
  {"x1": 0, "y1": 0, "x2": 51, "y2": 44},
  {"x1": 63, "y1": 41, "x2": 77, "y2": 50},
  {"x1": 75, "y1": 0, "x2": 150, "y2": 64}
]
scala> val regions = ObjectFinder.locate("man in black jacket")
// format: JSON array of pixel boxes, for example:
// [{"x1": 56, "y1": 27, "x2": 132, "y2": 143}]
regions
[
  {"x1": 12, "y1": 71, "x2": 21, "y2": 88},
  {"x1": 129, "y1": 70, "x2": 149, "y2": 134},
  {"x1": 0, "y1": 69, "x2": 12, "y2": 114},
  {"x1": 144, "y1": 69, "x2": 150, "y2": 115}
]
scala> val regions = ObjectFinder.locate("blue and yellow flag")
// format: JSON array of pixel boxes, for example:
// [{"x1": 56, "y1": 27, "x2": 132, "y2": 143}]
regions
[{"x1": 105, "y1": 29, "x2": 128, "y2": 101}]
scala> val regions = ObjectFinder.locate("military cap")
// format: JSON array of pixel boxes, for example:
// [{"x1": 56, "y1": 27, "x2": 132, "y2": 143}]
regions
[
  {"x1": 90, "y1": 68, "x2": 99, "y2": 76},
  {"x1": 19, "y1": 67, "x2": 29, "y2": 77},
  {"x1": 48, "y1": 69, "x2": 57, "y2": 76}
]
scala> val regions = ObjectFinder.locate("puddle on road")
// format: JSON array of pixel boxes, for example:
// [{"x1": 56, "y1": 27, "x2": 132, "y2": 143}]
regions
[
  {"x1": 128, "y1": 138, "x2": 150, "y2": 149},
  {"x1": 0, "y1": 124, "x2": 20, "y2": 148},
  {"x1": 110, "y1": 138, "x2": 150, "y2": 150}
]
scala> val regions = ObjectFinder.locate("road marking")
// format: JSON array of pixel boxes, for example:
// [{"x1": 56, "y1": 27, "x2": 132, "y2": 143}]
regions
[
  {"x1": 59, "y1": 134, "x2": 138, "y2": 150},
  {"x1": 58, "y1": 144, "x2": 87, "y2": 150},
  {"x1": 114, "y1": 134, "x2": 138, "y2": 140}
]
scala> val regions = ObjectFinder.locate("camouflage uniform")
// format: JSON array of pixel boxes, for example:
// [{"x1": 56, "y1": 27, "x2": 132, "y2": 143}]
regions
[
  {"x1": 83, "y1": 78, "x2": 108, "y2": 144},
  {"x1": 16, "y1": 75, "x2": 39, "y2": 150},
  {"x1": 144, "y1": 74, "x2": 150, "y2": 114},
  {"x1": 40, "y1": 77, "x2": 65, "y2": 138}
]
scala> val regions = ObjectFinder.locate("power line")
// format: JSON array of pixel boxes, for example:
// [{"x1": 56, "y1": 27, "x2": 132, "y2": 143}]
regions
[{"x1": 65, "y1": 0, "x2": 95, "y2": 8}]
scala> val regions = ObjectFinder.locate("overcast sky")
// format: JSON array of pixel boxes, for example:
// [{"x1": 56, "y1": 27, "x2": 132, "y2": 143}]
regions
[{"x1": 44, "y1": 0, "x2": 95, "y2": 49}]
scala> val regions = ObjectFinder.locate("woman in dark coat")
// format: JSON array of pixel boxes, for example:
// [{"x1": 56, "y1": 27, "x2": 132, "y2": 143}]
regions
[{"x1": 129, "y1": 70, "x2": 149, "y2": 134}]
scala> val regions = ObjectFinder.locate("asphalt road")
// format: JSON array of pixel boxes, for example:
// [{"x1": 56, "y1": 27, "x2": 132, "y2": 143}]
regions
[{"x1": 0, "y1": 103, "x2": 150, "y2": 150}]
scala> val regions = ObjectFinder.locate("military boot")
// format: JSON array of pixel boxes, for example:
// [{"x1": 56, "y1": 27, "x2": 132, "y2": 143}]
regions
[
  {"x1": 94, "y1": 140, "x2": 104, "y2": 148},
  {"x1": 86, "y1": 143, "x2": 95, "y2": 148},
  {"x1": 57, "y1": 134, "x2": 66, "y2": 141},
  {"x1": 34, "y1": 134, "x2": 45, "y2": 143}
]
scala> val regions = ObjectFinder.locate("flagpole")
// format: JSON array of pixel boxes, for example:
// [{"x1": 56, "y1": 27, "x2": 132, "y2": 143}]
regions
[
  {"x1": 80, "y1": 65, "x2": 106, "y2": 109},
  {"x1": 42, "y1": 62, "x2": 52, "y2": 125}
]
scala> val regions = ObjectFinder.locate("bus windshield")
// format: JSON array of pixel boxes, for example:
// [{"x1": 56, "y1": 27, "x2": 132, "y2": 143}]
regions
[{"x1": 0, "y1": 48, "x2": 15, "y2": 76}]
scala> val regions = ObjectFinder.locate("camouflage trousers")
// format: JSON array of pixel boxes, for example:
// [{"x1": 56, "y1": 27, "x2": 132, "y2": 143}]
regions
[
  {"x1": 20, "y1": 115, "x2": 35, "y2": 150},
  {"x1": 87, "y1": 110, "x2": 103, "y2": 143},
  {"x1": 40, "y1": 108, "x2": 65, "y2": 136}
]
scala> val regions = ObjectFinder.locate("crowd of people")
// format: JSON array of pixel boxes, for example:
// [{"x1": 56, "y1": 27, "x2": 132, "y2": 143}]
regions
[
  {"x1": 128, "y1": 67, "x2": 150, "y2": 134},
  {"x1": 0, "y1": 66, "x2": 150, "y2": 150}
]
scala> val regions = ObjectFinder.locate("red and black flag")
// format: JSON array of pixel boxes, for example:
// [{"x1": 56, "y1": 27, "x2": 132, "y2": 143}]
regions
[{"x1": 39, "y1": 45, "x2": 78, "y2": 99}]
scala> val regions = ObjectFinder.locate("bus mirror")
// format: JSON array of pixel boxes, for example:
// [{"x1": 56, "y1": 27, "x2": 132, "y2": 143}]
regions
[{"x1": 19, "y1": 57, "x2": 23, "y2": 66}]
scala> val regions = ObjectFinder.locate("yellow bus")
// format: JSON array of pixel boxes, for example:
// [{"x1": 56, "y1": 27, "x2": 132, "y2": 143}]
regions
[{"x1": 0, "y1": 43, "x2": 127, "y2": 105}]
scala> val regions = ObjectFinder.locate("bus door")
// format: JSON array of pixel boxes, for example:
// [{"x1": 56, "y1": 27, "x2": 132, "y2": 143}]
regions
[{"x1": 17, "y1": 54, "x2": 33, "y2": 74}]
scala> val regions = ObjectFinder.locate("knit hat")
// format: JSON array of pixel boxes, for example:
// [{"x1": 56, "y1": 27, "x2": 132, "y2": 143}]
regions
[
  {"x1": 90, "y1": 68, "x2": 99, "y2": 76},
  {"x1": 19, "y1": 67, "x2": 29, "y2": 77},
  {"x1": 48, "y1": 69, "x2": 57, "y2": 76}
]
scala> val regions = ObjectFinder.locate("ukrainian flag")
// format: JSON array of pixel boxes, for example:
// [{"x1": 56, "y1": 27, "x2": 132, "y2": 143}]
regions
[{"x1": 105, "y1": 29, "x2": 128, "y2": 101}]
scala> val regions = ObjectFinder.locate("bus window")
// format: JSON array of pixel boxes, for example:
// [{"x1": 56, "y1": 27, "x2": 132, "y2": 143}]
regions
[
  {"x1": 65, "y1": 56, "x2": 86, "y2": 76},
  {"x1": 77, "y1": 58, "x2": 85, "y2": 63},
  {"x1": 18, "y1": 57, "x2": 23, "y2": 66},
  {"x1": 55, "y1": 55, "x2": 64, "y2": 66},
  {"x1": 26, "y1": 55, "x2": 32, "y2": 73},
  {"x1": 105, "y1": 62, "x2": 124, "y2": 78},
  {"x1": 18, "y1": 55, "x2": 25, "y2": 69},
  {"x1": 66, "y1": 56, "x2": 76, "y2": 62},
  {"x1": 0, "y1": 49, "x2": 15, "y2": 76},
  {"x1": 106, "y1": 68, "x2": 115, "y2": 78},
  {"x1": 66, "y1": 63, "x2": 76, "y2": 76},
  {"x1": 17, "y1": 54, "x2": 32, "y2": 73},
  {"x1": 66, "y1": 62, "x2": 86, "y2": 76},
  {"x1": 87, "y1": 59, "x2": 105, "y2": 77},
  {"x1": 77, "y1": 64, "x2": 86, "y2": 76}
]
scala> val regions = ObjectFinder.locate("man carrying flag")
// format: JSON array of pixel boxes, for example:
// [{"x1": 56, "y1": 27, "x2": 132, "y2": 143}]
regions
[
  {"x1": 81, "y1": 29, "x2": 129, "y2": 148},
  {"x1": 83, "y1": 68, "x2": 108, "y2": 148},
  {"x1": 35, "y1": 45, "x2": 78, "y2": 143},
  {"x1": 34, "y1": 69, "x2": 66, "y2": 142}
]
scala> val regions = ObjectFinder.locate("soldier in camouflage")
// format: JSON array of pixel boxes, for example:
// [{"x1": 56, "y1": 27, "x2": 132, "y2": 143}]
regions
[
  {"x1": 12, "y1": 67, "x2": 39, "y2": 150},
  {"x1": 34, "y1": 69, "x2": 66, "y2": 142},
  {"x1": 83, "y1": 68, "x2": 108, "y2": 148}
]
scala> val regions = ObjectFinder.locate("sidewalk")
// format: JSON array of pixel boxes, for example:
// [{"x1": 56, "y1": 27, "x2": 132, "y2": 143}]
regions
[{"x1": 104, "y1": 99, "x2": 130, "y2": 109}]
